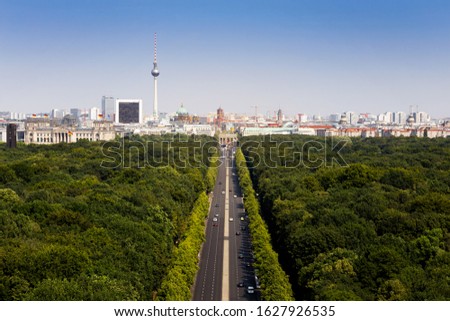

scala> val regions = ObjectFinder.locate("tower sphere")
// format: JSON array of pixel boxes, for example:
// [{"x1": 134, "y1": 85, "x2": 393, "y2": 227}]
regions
[{"x1": 151, "y1": 63, "x2": 160, "y2": 77}]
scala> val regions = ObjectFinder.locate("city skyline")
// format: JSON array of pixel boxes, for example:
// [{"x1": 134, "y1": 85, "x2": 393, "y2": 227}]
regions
[{"x1": 1, "y1": 0, "x2": 450, "y2": 118}]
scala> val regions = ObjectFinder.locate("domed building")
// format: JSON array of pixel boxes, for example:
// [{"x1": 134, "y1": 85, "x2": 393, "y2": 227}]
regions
[
  {"x1": 339, "y1": 113, "x2": 348, "y2": 125},
  {"x1": 407, "y1": 113, "x2": 415, "y2": 126},
  {"x1": 176, "y1": 104, "x2": 189, "y2": 116},
  {"x1": 173, "y1": 104, "x2": 199, "y2": 123}
]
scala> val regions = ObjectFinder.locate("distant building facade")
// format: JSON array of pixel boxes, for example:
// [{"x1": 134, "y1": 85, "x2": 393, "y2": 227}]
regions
[
  {"x1": 216, "y1": 107, "x2": 224, "y2": 125},
  {"x1": 24, "y1": 118, "x2": 115, "y2": 144},
  {"x1": 183, "y1": 124, "x2": 215, "y2": 136}
]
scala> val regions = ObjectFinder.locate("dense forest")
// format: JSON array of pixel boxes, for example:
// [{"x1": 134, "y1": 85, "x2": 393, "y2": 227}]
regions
[
  {"x1": 240, "y1": 136, "x2": 450, "y2": 300},
  {"x1": 0, "y1": 135, "x2": 217, "y2": 300}
]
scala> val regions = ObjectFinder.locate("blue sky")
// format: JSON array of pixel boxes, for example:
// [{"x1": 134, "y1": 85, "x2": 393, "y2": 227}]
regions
[{"x1": 1, "y1": 0, "x2": 450, "y2": 118}]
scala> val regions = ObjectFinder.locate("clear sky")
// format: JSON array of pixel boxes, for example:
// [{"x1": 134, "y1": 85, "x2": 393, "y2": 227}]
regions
[{"x1": 1, "y1": 0, "x2": 450, "y2": 118}]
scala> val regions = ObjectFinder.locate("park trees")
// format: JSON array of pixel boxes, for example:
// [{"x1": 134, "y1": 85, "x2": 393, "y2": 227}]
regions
[
  {"x1": 240, "y1": 135, "x2": 450, "y2": 300},
  {"x1": 0, "y1": 135, "x2": 219, "y2": 300}
]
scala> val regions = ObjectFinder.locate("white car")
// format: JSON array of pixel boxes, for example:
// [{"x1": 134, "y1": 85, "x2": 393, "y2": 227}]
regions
[
  {"x1": 222, "y1": 191, "x2": 225, "y2": 194},
  {"x1": 213, "y1": 217, "x2": 218, "y2": 222},
  {"x1": 247, "y1": 286, "x2": 255, "y2": 294},
  {"x1": 229, "y1": 217, "x2": 234, "y2": 222},
  {"x1": 234, "y1": 195, "x2": 237, "y2": 198}
]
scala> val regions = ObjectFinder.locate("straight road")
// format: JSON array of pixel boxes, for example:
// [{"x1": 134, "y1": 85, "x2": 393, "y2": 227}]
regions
[
  {"x1": 192, "y1": 151, "x2": 226, "y2": 301},
  {"x1": 193, "y1": 145, "x2": 257, "y2": 301}
]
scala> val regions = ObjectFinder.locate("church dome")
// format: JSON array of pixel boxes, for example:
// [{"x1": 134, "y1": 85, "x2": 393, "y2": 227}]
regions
[{"x1": 176, "y1": 104, "x2": 189, "y2": 115}]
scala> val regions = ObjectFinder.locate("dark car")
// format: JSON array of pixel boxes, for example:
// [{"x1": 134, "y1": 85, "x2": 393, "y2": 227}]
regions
[
  {"x1": 238, "y1": 253, "x2": 244, "y2": 259},
  {"x1": 215, "y1": 203, "x2": 219, "y2": 207},
  {"x1": 236, "y1": 231, "x2": 241, "y2": 236}
]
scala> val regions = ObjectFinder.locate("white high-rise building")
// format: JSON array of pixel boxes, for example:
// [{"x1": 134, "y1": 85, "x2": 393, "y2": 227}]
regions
[
  {"x1": 377, "y1": 113, "x2": 387, "y2": 124},
  {"x1": 90, "y1": 107, "x2": 100, "y2": 120},
  {"x1": 345, "y1": 111, "x2": 358, "y2": 125},
  {"x1": 385, "y1": 111, "x2": 394, "y2": 124},
  {"x1": 8, "y1": 112, "x2": 26, "y2": 120},
  {"x1": 102, "y1": 96, "x2": 115, "y2": 122},
  {"x1": 394, "y1": 111, "x2": 406, "y2": 124},
  {"x1": 414, "y1": 111, "x2": 430, "y2": 124}
]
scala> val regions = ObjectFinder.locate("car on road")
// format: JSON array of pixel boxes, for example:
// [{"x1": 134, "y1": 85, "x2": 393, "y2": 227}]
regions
[
  {"x1": 240, "y1": 216, "x2": 244, "y2": 221},
  {"x1": 219, "y1": 182, "x2": 222, "y2": 185},
  {"x1": 215, "y1": 203, "x2": 219, "y2": 207},
  {"x1": 222, "y1": 191, "x2": 225, "y2": 194},
  {"x1": 234, "y1": 194, "x2": 237, "y2": 198},
  {"x1": 255, "y1": 276, "x2": 261, "y2": 289},
  {"x1": 237, "y1": 282, "x2": 244, "y2": 287},
  {"x1": 238, "y1": 253, "x2": 244, "y2": 259},
  {"x1": 236, "y1": 231, "x2": 241, "y2": 236},
  {"x1": 213, "y1": 217, "x2": 218, "y2": 222},
  {"x1": 215, "y1": 213, "x2": 219, "y2": 217},
  {"x1": 229, "y1": 217, "x2": 234, "y2": 222},
  {"x1": 247, "y1": 286, "x2": 255, "y2": 294}
]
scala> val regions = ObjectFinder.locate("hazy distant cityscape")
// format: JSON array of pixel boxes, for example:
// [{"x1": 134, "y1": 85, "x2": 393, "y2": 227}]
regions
[{"x1": 1, "y1": 97, "x2": 449, "y2": 145}]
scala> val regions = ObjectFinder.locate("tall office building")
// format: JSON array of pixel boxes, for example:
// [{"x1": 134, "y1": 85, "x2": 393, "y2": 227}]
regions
[
  {"x1": 6, "y1": 124, "x2": 17, "y2": 148},
  {"x1": 329, "y1": 113, "x2": 341, "y2": 122},
  {"x1": 70, "y1": 108, "x2": 81, "y2": 120},
  {"x1": 115, "y1": 99, "x2": 143, "y2": 124},
  {"x1": 102, "y1": 96, "x2": 116, "y2": 122},
  {"x1": 51, "y1": 109, "x2": 66, "y2": 119},
  {"x1": 151, "y1": 33, "x2": 160, "y2": 120}
]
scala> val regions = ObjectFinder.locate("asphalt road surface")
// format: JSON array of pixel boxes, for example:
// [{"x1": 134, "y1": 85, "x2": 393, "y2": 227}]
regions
[{"x1": 193, "y1": 146, "x2": 258, "y2": 301}]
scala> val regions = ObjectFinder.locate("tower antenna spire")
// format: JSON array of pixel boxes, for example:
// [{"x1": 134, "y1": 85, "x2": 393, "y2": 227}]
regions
[{"x1": 153, "y1": 32, "x2": 157, "y2": 63}]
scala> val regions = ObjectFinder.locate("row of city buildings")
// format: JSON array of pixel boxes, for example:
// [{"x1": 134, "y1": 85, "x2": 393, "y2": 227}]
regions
[{"x1": 1, "y1": 104, "x2": 449, "y2": 145}]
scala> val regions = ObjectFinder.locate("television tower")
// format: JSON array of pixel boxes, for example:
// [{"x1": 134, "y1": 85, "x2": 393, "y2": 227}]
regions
[{"x1": 151, "y1": 33, "x2": 160, "y2": 120}]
